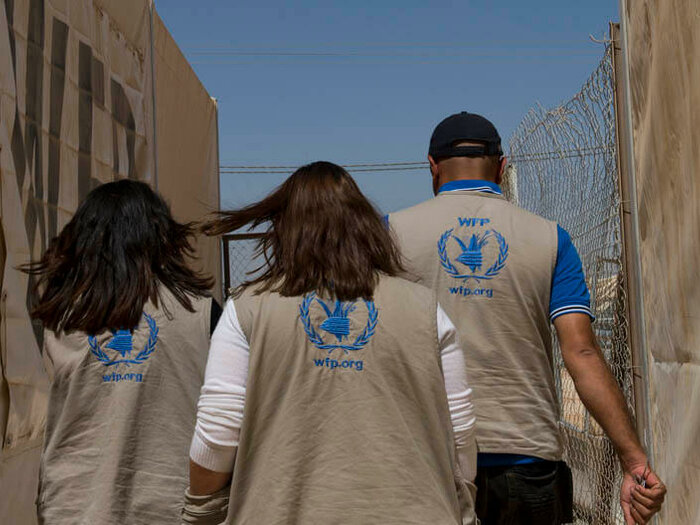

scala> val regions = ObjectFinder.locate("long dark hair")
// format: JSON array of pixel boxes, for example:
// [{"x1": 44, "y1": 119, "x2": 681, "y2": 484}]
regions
[
  {"x1": 203, "y1": 161, "x2": 403, "y2": 300},
  {"x1": 22, "y1": 179, "x2": 213, "y2": 334}
]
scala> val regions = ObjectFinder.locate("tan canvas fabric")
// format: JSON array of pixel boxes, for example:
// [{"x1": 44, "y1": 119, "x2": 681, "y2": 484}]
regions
[
  {"x1": 181, "y1": 486, "x2": 230, "y2": 525},
  {"x1": 0, "y1": 1, "x2": 219, "y2": 521},
  {"x1": 1, "y1": 1, "x2": 153, "y2": 521},
  {"x1": 38, "y1": 290, "x2": 211, "y2": 525},
  {"x1": 152, "y1": 11, "x2": 222, "y2": 303},
  {"x1": 624, "y1": 1, "x2": 700, "y2": 522},
  {"x1": 227, "y1": 276, "x2": 475, "y2": 525},
  {"x1": 390, "y1": 190, "x2": 560, "y2": 460}
]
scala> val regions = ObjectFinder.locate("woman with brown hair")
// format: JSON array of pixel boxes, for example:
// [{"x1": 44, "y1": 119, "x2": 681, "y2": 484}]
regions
[
  {"x1": 23, "y1": 179, "x2": 220, "y2": 524},
  {"x1": 184, "y1": 161, "x2": 478, "y2": 524}
]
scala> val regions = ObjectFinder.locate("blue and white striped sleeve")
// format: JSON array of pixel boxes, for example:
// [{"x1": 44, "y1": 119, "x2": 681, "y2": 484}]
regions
[{"x1": 549, "y1": 225, "x2": 595, "y2": 322}]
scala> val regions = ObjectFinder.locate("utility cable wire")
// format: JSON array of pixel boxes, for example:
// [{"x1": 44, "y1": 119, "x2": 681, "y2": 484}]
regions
[
  {"x1": 190, "y1": 50, "x2": 599, "y2": 57},
  {"x1": 220, "y1": 166, "x2": 428, "y2": 174},
  {"x1": 219, "y1": 146, "x2": 611, "y2": 174},
  {"x1": 186, "y1": 41, "x2": 594, "y2": 51},
  {"x1": 220, "y1": 161, "x2": 426, "y2": 169}
]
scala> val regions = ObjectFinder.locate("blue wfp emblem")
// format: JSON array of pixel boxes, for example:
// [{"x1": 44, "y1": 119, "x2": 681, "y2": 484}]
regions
[
  {"x1": 438, "y1": 217, "x2": 509, "y2": 298},
  {"x1": 88, "y1": 313, "x2": 159, "y2": 383},
  {"x1": 299, "y1": 293, "x2": 377, "y2": 371}
]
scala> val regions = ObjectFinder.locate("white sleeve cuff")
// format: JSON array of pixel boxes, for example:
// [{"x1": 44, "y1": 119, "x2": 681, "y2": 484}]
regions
[{"x1": 189, "y1": 430, "x2": 237, "y2": 473}]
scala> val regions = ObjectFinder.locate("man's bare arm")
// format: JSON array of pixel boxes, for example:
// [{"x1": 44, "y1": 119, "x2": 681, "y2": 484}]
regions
[
  {"x1": 554, "y1": 313, "x2": 665, "y2": 524},
  {"x1": 554, "y1": 313, "x2": 644, "y2": 467}
]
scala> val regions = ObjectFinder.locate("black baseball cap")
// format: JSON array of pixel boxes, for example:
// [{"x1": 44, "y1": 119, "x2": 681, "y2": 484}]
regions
[{"x1": 428, "y1": 112, "x2": 503, "y2": 159}]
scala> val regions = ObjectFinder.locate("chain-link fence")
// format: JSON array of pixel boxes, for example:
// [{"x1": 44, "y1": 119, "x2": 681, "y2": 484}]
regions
[
  {"x1": 222, "y1": 233, "x2": 265, "y2": 295},
  {"x1": 221, "y1": 44, "x2": 632, "y2": 524},
  {"x1": 506, "y1": 44, "x2": 634, "y2": 524}
]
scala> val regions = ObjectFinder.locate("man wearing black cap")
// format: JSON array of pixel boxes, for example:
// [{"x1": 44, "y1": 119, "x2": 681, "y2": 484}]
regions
[{"x1": 388, "y1": 112, "x2": 666, "y2": 524}]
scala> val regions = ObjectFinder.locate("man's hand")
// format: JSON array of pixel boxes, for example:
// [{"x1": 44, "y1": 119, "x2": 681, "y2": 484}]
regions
[{"x1": 620, "y1": 464, "x2": 666, "y2": 524}]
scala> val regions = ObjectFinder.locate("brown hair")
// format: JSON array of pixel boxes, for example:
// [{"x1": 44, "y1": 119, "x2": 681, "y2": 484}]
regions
[
  {"x1": 22, "y1": 179, "x2": 213, "y2": 334},
  {"x1": 203, "y1": 161, "x2": 403, "y2": 300}
]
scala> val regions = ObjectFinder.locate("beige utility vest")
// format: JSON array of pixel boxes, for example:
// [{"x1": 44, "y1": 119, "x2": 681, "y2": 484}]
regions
[
  {"x1": 39, "y1": 289, "x2": 212, "y2": 525},
  {"x1": 390, "y1": 189, "x2": 561, "y2": 461},
  {"x1": 227, "y1": 275, "x2": 475, "y2": 524}
]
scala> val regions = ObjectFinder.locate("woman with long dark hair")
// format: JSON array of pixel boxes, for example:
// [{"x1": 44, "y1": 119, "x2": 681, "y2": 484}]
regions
[
  {"x1": 184, "y1": 162, "x2": 477, "y2": 524},
  {"x1": 24, "y1": 179, "x2": 219, "y2": 524}
]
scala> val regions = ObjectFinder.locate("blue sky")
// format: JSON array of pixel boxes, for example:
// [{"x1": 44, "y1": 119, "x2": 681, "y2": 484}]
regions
[{"x1": 156, "y1": 1, "x2": 618, "y2": 214}]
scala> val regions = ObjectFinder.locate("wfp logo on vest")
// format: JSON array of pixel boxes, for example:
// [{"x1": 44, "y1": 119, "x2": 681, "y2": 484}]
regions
[
  {"x1": 299, "y1": 293, "x2": 377, "y2": 369},
  {"x1": 438, "y1": 217, "x2": 509, "y2": 297},
  {"x1": 88, "y1": 313, "x2": 159, "y2": 383}
]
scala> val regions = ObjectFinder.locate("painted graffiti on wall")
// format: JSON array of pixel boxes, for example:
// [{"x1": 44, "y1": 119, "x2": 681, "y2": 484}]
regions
[{"x1": 2, "y1": 0, "x2": 147, "y2": 350}]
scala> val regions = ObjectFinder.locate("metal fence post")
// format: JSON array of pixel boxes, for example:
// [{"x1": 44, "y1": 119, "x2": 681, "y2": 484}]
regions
[{"x1": 609, "y1": 19, "x2": 655, "y2": 466}]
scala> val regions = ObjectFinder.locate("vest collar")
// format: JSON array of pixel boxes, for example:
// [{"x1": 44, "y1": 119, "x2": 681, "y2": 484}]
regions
[{"x1": 437, "y1": 179, "x2": 502, "y2": 196}]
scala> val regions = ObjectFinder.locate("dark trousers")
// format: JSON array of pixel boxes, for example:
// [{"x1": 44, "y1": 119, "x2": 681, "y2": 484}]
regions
[{"x1": 475, "y1": 460, "x2": 574, "y2": 525}]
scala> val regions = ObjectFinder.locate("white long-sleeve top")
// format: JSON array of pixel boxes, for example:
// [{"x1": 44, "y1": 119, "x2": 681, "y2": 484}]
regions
[{"x1": 190, "y1": 299, "x2": 477, "y2": 480}]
